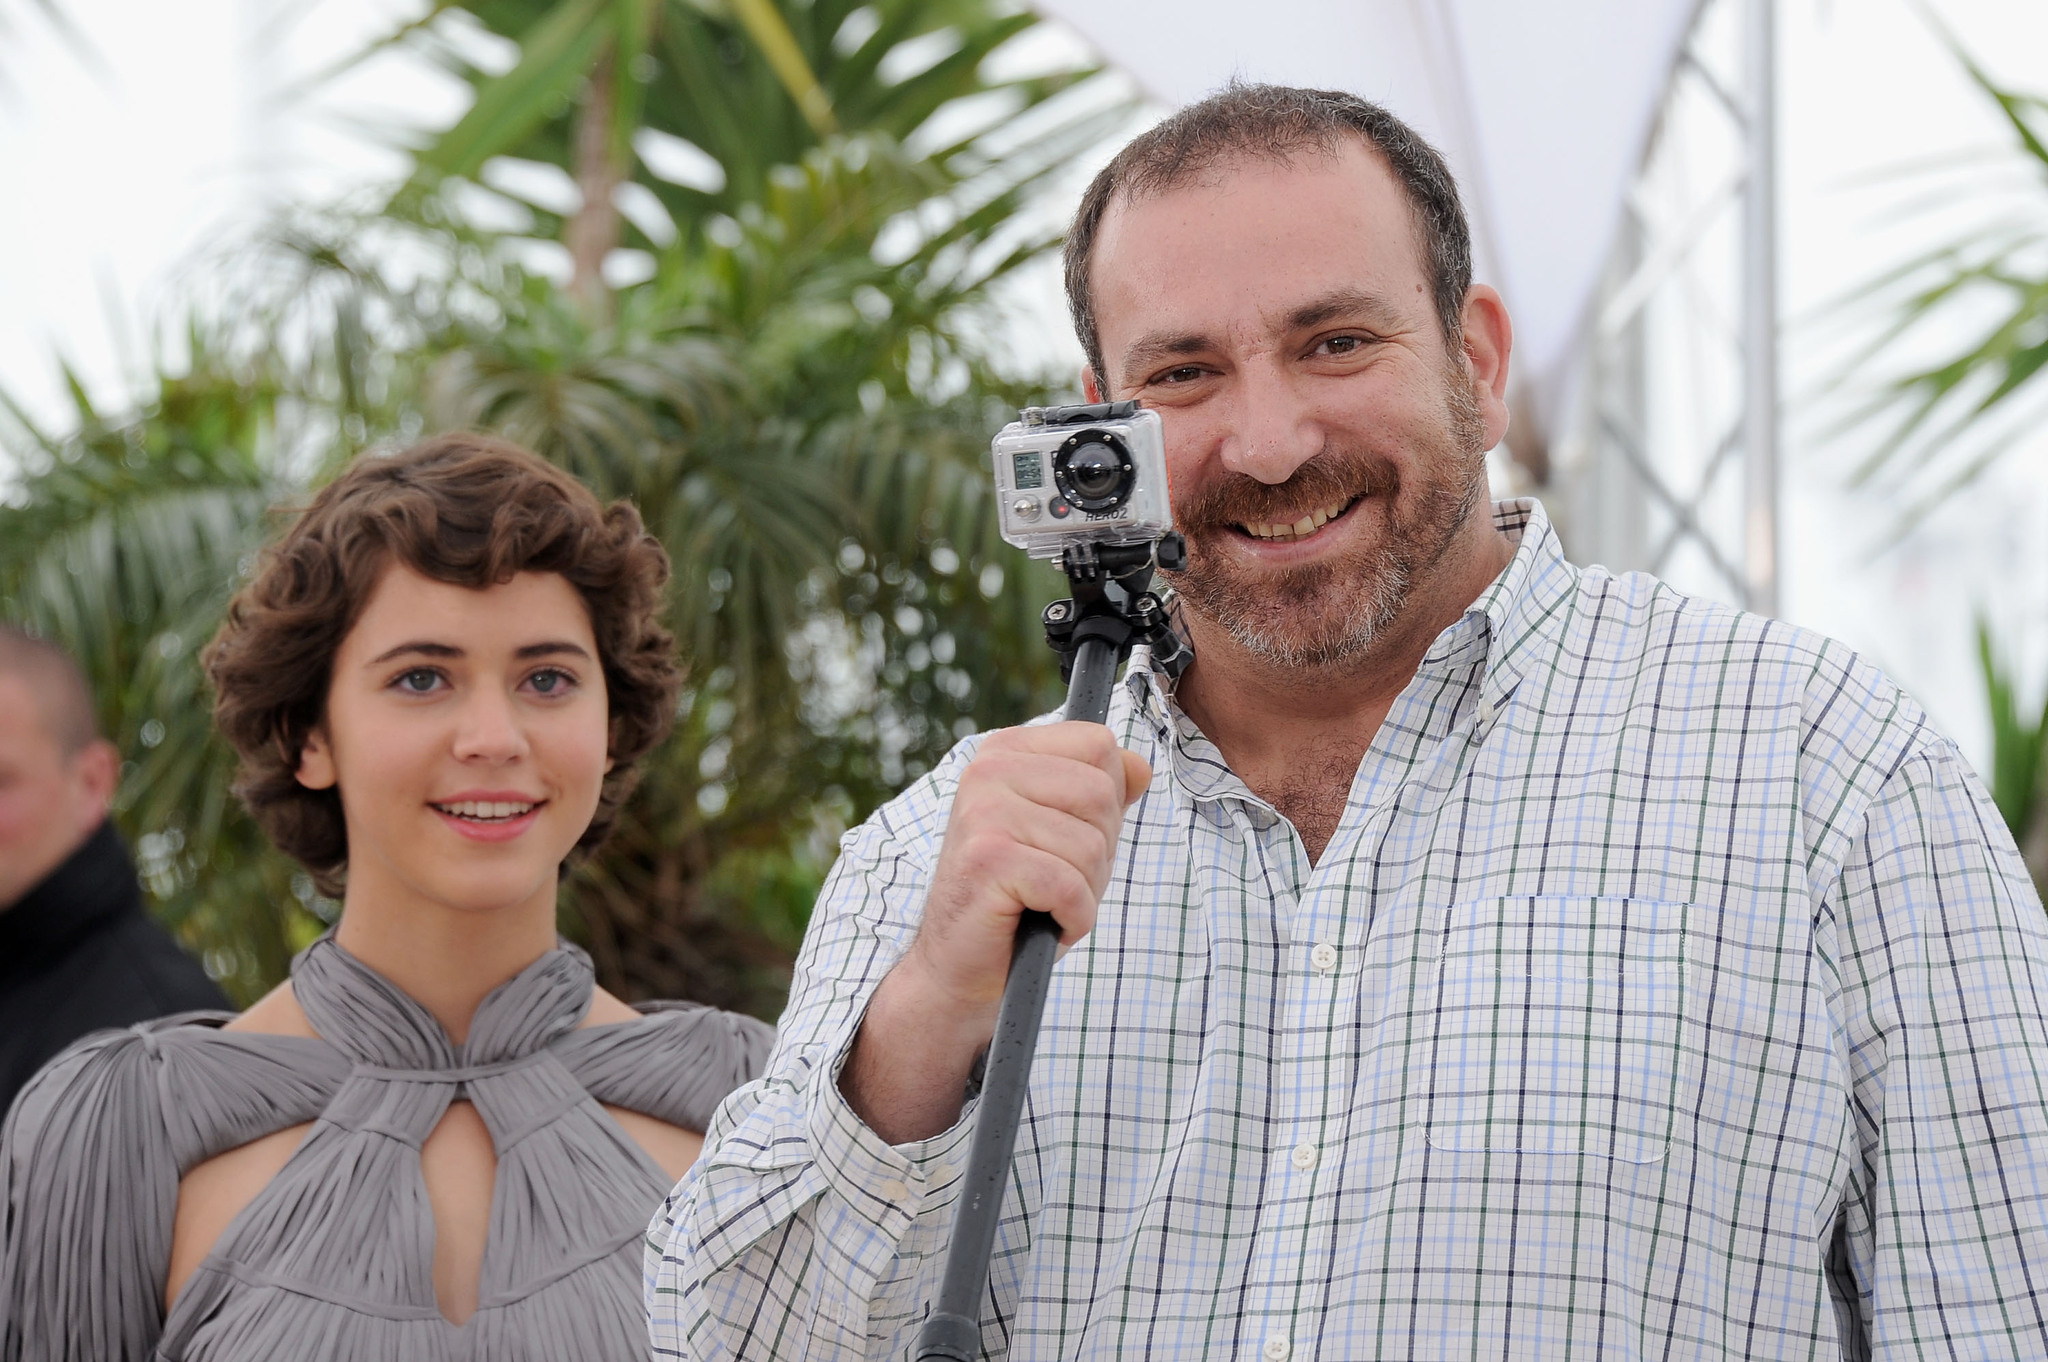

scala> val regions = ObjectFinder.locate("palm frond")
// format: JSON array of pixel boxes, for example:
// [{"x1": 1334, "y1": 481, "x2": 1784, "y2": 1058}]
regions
[{"x1": 1828, "y1": 15, "x2": 2048, "y2": 523}]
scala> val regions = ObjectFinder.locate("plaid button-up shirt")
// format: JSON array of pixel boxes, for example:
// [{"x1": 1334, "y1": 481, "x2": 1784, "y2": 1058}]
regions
[{"x1": 648, "y1": 500, "x2": 2048, "y2": 1360}]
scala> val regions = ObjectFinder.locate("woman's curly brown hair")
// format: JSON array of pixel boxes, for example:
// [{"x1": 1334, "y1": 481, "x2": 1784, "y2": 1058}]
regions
[{"x1": 205, "y1": 433, "x2": 680, "y2": 896}]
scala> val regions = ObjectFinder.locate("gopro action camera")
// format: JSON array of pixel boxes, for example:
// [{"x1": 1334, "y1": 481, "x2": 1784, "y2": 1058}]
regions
[{"x1": 992, "y1": 400, "x2": 1172, "y2": 560}]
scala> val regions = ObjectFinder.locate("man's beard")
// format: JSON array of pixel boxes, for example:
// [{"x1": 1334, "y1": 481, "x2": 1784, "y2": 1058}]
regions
[{"x1": 1166, "y1": 367, "x2": 1491, "y2": 671}]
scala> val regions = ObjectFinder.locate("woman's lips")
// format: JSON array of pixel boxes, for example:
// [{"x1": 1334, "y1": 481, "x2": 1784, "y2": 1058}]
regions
[{"x1": 431, "y1": 802, "x2": 545, "y2": 843}]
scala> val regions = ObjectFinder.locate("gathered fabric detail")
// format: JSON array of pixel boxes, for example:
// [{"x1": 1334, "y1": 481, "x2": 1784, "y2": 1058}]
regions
[{"x1": 0, "y1": 934, "x2": 774, "y2": 1362}]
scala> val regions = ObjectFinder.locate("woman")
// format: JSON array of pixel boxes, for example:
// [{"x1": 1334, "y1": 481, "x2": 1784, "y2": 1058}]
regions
[{"x1": 0, "y1": 434, "x2": 772, "y2": 1361}]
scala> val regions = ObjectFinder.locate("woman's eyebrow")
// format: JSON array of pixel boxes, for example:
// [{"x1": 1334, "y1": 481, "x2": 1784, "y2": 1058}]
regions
[
  {"x1": 369, "y1": 641, "x2": 462, "y2": 664},
  {"x1": 513, "y1": 641, "x2": 593, "y2": 660},
  {"x1": 366, "y1": 640, "x2": 591, "y2": 664}
]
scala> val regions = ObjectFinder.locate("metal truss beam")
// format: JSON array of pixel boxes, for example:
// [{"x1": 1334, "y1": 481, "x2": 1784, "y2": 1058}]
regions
[{"x1": 1559, "y1": 0, "x2": 1779, "y2": 617}]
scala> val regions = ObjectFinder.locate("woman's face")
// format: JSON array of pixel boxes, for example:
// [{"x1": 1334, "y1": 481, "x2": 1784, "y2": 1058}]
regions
[{"x1": 296, "y1": 564, "x2": 611, "y2": 920}]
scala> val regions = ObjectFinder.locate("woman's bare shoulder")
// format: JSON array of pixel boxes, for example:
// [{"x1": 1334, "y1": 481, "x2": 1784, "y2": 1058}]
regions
[
  {"x1": 579, "y1": 985, "x2": 645, "y2": 1028},
  {"x1": 223, "y1": 980, "x2": 321, "y2": 1038}
]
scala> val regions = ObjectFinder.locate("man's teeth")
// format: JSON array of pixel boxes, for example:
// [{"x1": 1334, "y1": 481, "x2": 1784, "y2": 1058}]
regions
[
  {"x1": 437, "y1": 800, "x2": 536, "y2": 820},
  {"x1": 1240, "y1": 499, "x2": 1352, "y2": 541}
]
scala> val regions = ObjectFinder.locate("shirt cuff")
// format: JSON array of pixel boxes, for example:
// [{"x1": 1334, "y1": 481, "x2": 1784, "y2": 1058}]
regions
[{"x1": 805, "y1": 1014, "x2": 980, "y2": 1237}]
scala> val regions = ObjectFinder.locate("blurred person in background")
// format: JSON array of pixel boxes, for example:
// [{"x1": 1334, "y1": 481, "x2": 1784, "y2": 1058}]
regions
[
  {"x1": 0, "y1": 625, "x2": 227, "y2": 1117},
  {"x1": 651, "y1": 84, "x2": 2048, "y2": 1360},
  {"x1": 1, "y1": 435, "x2": 772, "y2": 1361}
]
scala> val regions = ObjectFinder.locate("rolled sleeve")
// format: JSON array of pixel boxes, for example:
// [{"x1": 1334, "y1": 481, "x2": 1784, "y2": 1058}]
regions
[{"x1": 647, "y1": 741, "x2": 984, "y2": 1361}]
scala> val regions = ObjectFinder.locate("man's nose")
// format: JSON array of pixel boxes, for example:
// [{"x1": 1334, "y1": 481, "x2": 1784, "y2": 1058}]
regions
[
  {"x1": 1218, "y1": 363, "x2": 1322, "y2": 484},
  {"x1": 452, "y1": 689, "x2": 530, "y2": 763}
]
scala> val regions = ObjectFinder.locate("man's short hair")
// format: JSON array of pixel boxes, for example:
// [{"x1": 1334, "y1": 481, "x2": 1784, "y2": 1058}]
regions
[
  {"x1": 1064, "y1": 82, "x2": 1474, "y2": 390},
  {"x1": 0, "y1": 625, "x2": 99, "y2": 756}
]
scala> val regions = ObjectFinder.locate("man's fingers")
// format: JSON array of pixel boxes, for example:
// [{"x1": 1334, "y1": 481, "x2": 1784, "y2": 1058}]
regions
[
  {"x1": 945, "y1": 798, "x2": 1112, "y2": 898},
  {"x1": 995, "y1": 846, "x2": 1101, "y2": 939},
  {"x1": 958, "y1": 750, "x2": 1127, "y2": 836},
  {"x1": 1120, "y1": 750, "x2": 1153, "y2": 804}
]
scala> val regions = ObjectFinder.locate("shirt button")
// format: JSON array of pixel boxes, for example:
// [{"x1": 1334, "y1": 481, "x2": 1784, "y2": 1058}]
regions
[
  {"x1": 1290, "y1": 1142, "x2": 1318, "y2": 1171},
  {"x1": 1263, "y1": 1337, "x2": 1291, "y2": 1361},
  {"x1": 877, "y1": 1179, "x2": 908, "y2": 1201},
  {"x1": 1310, "y1": 942, "x2": 1338, "y2": 973}
]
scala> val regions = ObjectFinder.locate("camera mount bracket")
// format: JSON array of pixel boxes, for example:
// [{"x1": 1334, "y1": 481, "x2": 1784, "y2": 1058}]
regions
[
  {"x1": 915, "y1": 529, "x2": 1192, "y2": 1362},
  {"x1": 1041, "y1": 534, "x2": 1191, "y2": 685}
]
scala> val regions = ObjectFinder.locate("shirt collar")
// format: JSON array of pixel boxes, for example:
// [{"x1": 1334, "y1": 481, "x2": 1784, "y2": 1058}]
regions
[{"x1": 1457, "y1": 497, "x2": 1577, "y2": 727}]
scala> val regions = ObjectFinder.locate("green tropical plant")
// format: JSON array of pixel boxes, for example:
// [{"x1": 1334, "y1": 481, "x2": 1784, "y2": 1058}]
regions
[
  {"x1": 3, "y1": 0, "x2": 1125, "y2": 1014},
  {"x1": 1977, "y1": 619, "x2": 2048, "y2": 895},
  {"x1": 0, "y1": 338, "x2": 325, "y2": 1001},
  {"x1": 1839, "y1": 25, "x2": 2048, "y2": 528},
  {"x1": 358, "y1": 0, "x2": 1123, "y2": 311}
]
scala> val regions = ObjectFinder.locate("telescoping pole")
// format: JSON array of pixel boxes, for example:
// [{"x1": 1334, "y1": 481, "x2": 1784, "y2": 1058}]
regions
[{"x1": 913, "y1": 634, "x2": 1123, "y2": 1362}]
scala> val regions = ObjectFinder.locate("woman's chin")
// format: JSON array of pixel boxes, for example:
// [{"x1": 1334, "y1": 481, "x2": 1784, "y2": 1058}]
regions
[{"x1": 387, "y1": 862, "x2": 565, "y2": 919}]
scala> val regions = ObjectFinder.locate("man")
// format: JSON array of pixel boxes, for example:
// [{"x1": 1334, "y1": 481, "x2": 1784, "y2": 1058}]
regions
[
  {"x1": 649, "y1": 85, "x2": 2048, "y2": 1359},
  {"x1": 0, "y1": 626, "x2": 227, "y2": 1116}
]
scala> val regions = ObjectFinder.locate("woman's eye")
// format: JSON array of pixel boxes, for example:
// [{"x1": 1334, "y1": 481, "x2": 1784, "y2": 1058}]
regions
[
  {"x1": 396, "y1": 668, "x2": 442, "y2": 694},
  {"x1": 527, "y1": 668, "x2": 574, "y2": 695}
]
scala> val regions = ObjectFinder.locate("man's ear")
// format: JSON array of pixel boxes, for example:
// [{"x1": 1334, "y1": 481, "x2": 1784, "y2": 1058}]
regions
[
  {"x1": 296, "y1": 727, "x2": 338, "y2": 791},
  {"x1": 72, "y1": 739, "x2": 119, "y2": 828},
  {"x1": 1082, "y1": 366, "x2": 1105, "y2": 403},
  {"x1": 1459, "y1": 284, "x2": 1514, "y2": 451}
]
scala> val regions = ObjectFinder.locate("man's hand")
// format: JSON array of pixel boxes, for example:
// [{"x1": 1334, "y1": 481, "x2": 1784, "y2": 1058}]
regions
[{"x1": 842, "y1": 723, "x2": 1152, "y2": 1144}]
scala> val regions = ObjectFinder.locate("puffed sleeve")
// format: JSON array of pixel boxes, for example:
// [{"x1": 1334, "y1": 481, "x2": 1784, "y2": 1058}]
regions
[
  {"x1": 1, "y1": 1023, "x2": 193, "y2": 1362},
  {"x1": 1, "y1": 1016, "x2": 338, "y2": 1362}
]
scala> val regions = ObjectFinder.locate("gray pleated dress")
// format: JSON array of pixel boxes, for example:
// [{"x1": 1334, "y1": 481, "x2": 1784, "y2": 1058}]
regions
[{"x1": 0, "y1": 936, "x2": 773, "y2": 1362}]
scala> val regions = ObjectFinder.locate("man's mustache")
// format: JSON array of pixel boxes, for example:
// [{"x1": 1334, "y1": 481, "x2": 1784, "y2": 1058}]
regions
[{"x1": 1172, "y1": 450, "x2": 1402, "y2": 533}]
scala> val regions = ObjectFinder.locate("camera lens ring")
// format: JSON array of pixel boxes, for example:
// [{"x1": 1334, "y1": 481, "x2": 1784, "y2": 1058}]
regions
[{"x1": 1052, "y1": 428, "x2": 1136, "y2": 514}]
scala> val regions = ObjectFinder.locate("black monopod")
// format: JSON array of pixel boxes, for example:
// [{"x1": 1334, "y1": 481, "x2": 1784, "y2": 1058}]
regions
[{"x1": 913, "y1": 530, "x2": 1189, "y2": 1362}]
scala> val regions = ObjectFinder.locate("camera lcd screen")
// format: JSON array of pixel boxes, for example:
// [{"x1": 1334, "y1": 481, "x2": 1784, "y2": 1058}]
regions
[{"x1": 1012, "y1": 451, "x2": 1044, "y2": 490}]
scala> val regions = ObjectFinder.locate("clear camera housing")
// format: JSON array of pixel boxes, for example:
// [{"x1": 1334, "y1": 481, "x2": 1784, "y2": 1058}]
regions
[{"x1": 992, "y1": 402, "x2": 1172, "y2": 559}]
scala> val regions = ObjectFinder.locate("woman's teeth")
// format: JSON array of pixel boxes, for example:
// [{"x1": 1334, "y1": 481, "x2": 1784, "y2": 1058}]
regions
[
  {"x1": 1239, "y1": 498, "x2": 1353, "y2": 541},
  {"x1": 435, "y1": 800, "x2": 536, "y2": 821}
]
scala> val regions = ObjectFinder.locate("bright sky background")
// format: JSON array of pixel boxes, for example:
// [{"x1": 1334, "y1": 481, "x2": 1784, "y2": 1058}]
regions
[{"x1": 1, "y1": 0, "x2": 2045, "y2": 769}]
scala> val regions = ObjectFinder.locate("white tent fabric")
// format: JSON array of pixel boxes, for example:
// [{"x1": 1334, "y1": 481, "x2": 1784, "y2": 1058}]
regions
[{"x1": 1033, "y1": 0, "x2": 1700, "y2": 436}]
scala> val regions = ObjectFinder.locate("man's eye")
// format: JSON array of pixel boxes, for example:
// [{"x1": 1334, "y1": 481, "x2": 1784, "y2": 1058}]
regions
[
  {"x1": 1320, "y1": 335, "x2": 1364, "y2": 355},
  {"x1": 1158, "y1": 366, "x2": 1206, "y2": 385}
]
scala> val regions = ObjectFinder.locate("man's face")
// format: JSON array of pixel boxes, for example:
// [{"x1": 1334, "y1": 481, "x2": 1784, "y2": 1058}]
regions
[
  {"x1": 1088, "y1": 141, "x2": 1504, "y2": 669},
  {"x1": 0, "y1": 675, "x2": 115, "y2": 909}
]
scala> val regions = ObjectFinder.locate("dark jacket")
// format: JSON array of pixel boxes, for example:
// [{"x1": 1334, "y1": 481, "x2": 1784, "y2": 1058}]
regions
[{"x1": 0, "y1": 821, "x2": 228, "y2": 1117}]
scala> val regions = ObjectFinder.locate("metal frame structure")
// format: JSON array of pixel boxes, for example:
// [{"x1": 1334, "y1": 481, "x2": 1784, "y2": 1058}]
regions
[{"x1": 1556, "y1": 0, "x2": 1779, "y2": 615}]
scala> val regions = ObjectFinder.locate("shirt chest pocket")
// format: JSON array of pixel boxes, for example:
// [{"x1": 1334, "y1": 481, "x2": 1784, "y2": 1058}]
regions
[{"x1": 1418, "y1": 896, "x2": 1687, "y2": 1165}]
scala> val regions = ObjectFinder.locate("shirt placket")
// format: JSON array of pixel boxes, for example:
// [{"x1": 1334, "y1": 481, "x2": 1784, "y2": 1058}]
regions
[
  {"x1": 1233, "y1": 625, "x2": 1496, "y2": 1362},
  {"x1": 1239, "y1": 785, "x2": 1428, "y2": 1362}
]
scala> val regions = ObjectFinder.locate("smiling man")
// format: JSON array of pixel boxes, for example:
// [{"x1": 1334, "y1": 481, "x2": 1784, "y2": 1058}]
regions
[{"x1": 648, "y1": 85, "x2": 2048, "y2": 1360}]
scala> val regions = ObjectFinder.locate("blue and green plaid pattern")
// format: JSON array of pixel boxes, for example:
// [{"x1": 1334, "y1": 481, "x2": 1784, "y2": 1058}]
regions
[{"x1": 648, "y1": 500, "x2": 2048, "y2": 1360}]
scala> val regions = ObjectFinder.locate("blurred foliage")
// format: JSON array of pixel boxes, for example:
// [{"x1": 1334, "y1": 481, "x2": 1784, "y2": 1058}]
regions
[
  {"x1": 1842, "y1": 19, "x2": 2048, "y2": 907},
  {"x1": 0, "y1": 340, "x2": 328, "y2": 989},
  {"x1": 1, "y1": 0, "x2": 1130, "y2": 1014},
  {"x1": 1839, "y1": 26, "x2": 2048, "y2": 533},
  {"x1": 0, "y1": 0, "x2": 92, "y2": 102},
  {"x1": 1977, "y1": 621, "x2": 2048, "y2": 898}
]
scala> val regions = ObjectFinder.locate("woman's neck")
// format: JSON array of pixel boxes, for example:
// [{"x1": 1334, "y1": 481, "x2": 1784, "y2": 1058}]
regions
[{"x1": 331, "y1": 878, "x2": 559, "y2": 1046}]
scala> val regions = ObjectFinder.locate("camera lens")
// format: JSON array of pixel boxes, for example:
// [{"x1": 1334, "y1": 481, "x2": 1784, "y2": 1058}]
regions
[{"x1": 1053, "y1": 429, "x2": 1136, "y2": 514}]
